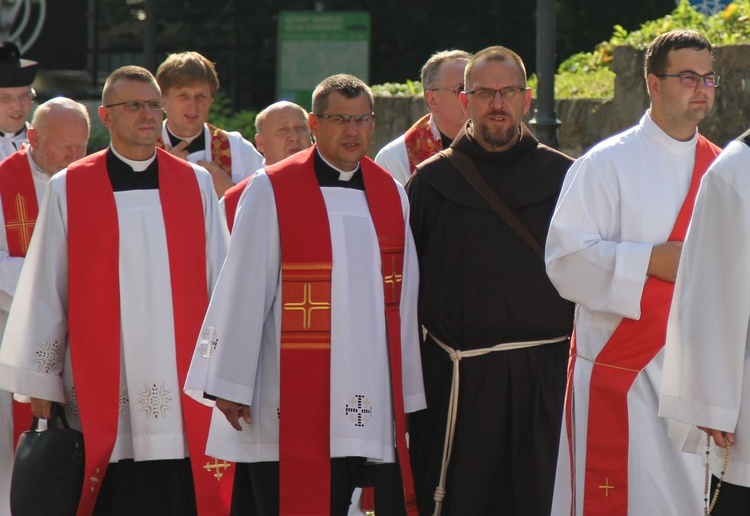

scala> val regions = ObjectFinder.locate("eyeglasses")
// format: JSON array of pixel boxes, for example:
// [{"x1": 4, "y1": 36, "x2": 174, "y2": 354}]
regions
[
  {"x1": 465, "y1": 87, "x2": 528, "y2": 101},
  {"x1": 656, "y1": 73, "x2": 721, "y2": 88},
  {"x1": 428, "y1": 84, "x2": 464, "y2": 95},
  {"x1": 313, "y1": 113, "x2": 375, "y2": 125},
  {"x1": 0, "y1": 90, "x2": 36, "y2": 105},
  {"x1": 104, "y1": 100, "x2": 164, "y2": 112}
]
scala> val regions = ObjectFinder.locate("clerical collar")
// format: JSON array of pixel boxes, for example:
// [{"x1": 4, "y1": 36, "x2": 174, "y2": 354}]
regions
[
  {"x1": 109, "y1": 145, "x2": 156, "y2": 171},
  {"x1": 106, "y1": 147, "x2": 159, "y2": 191},
  {"x1": 0, "y1": 126, "x2": 26, "y2": 139},
  {"x1": 314, "y1": 150, "x2": 364, "y2": 190},
  {"x1": 166, "y1": 124, "x2": 205, "y2": 154}
]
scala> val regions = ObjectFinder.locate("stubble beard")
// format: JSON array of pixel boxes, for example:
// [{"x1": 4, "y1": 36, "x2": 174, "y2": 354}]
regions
[{"x1": 478, "y1": 118, "x2": 519, "y2": 151}]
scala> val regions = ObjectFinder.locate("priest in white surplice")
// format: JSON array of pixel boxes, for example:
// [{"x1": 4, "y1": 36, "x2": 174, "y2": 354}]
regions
[
  {"x1": 0, "y1": 98, "x2": 89, "y2": 516},
  {"x1": 660, "y1": 130, "x2": 750, "y2": 515},
  {"x1": 0, "y1": 66, "x2": 230, "y2": 515},
  {"x1": 374, "y1": 50, "x2": 470, "y2": 185},
  {"x1": 155, "y1": 51, "x2": 263, "y2": 198},
  {"x1": 185, "y1": 74, "x2": 425, "y2": 516},
  {"x1": 546, "y1": 30, "x2": 721, "y2": 515}
]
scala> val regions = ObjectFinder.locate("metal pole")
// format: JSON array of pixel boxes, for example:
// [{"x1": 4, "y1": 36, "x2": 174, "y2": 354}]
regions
[
  {"x1": 143, "y1": 0, "x2": 157, "y2": 72},
  {"x1": 529, "y1": 0, "x2": 560, "y2": 148}
]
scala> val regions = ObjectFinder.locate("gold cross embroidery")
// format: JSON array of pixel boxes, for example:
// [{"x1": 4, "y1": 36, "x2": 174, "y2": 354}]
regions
[
  {"x1": 599, "y1": 478, "x2": 615, "y2": 497},
  {"x1": 6, "y1": 193, "x2": 35, "y2": 254},
  {"x1": 283, "y1": 282, "x2": 331, "y2": 330},
  {"x1": 90, "y1": 467, "x2": 101, "y2": 492},
  {"x1": 384, "y1": 256, "x2": 403, "y2": 301},
  {"x1": 203, "y1": 458, "x2": 231, "y2": 481}
]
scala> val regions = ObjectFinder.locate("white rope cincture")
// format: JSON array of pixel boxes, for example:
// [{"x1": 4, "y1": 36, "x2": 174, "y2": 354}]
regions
[{"x1": 429, "y1": 332, "x2": 569, "y2": 516}]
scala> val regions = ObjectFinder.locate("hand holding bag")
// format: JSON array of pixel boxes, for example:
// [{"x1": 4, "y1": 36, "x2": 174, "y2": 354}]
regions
[{"x1": 10, "y1": 403, "x2": 85, "y2": 516}]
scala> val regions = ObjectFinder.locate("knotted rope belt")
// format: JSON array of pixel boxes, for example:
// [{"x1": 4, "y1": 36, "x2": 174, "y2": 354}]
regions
[{"x1": 428, "y1": 332, "x2": 569, "y2": 516}]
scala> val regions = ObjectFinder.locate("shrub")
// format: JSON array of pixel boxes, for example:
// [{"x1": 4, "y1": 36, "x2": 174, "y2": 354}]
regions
[{"x1": 374, "y1": 0, "x2": 750, "y2": 100}]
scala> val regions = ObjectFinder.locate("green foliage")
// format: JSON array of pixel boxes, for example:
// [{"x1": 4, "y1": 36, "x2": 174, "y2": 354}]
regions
[
  {"x1": 371, "y1": 80, "x2": 423, "y2": 96},
  {"x1": 87, "y1": 125, "x2": 111, "y2": 154},
  {"x1": 528, "y1": 67, "x2": 616, "y2": 100},
  {"x1": 206, "y1": 93, "x2": 258, "y2": 141},
  {"x1": 373, "y1": 0, "x2": 750, "y2": 100},
  {"x1": 555, "y1": 0, "x2": 750, "y2": 98}
]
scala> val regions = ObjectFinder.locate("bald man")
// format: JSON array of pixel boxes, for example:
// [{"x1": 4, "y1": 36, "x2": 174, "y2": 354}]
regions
[
  {"x1": 221, "y1": 101, "x2": 313, "y2": 230},
  {"x1": 0, "y1": 97, "x2": 89, "y2": 516}
]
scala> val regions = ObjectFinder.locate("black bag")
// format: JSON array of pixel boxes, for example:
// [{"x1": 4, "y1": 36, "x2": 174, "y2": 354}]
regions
[{"x1": 10, "y1": 403, "x2": 85, "y2": 516}]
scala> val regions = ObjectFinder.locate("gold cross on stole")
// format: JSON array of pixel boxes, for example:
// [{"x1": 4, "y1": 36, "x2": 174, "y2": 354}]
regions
[
  {"x1": 599, "y1": 478, "x2": 615, "y2": 497},
  {"x1": 203, "y1": 458, "x2": 231, "y2": 481},
  {"x1": 7, "y1": 193, "x2": 35, "y2": 254},
  {"x1": 383, "y1": 256, "x2": 403, "y2": 302},
  {"x1": 283, "y1": 282, "x2": 331, "y2": 330},
  {"x1": 90, "y1": 467, "x2": 101, "y2": 492}
]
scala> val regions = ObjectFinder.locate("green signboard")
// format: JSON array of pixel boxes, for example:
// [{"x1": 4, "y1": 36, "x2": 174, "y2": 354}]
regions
[{"x1": 277, "y1": 11, "x2": 371, "y2": 110}]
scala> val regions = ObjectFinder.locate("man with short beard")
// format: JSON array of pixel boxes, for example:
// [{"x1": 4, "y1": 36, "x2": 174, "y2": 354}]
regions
[{"x1": 405, "y1": 46, "x2": 574, "y2": 515}]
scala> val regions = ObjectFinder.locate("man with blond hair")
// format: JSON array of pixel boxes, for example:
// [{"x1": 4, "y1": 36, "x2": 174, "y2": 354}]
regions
[{"x1": 156, "y1": 51, "x2": 263, "y2": 197}]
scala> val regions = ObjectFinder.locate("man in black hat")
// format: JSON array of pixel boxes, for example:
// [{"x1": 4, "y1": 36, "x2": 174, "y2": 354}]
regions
[{"x1": 0, "y1": 42, "x2": 38, "y2": 162}]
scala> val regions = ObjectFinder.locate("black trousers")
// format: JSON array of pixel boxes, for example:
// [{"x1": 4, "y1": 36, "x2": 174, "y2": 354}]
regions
[
  {"x1": 92, "y1": 458, "x2": 197, "y2": 516},
  {"x1": 231, "y1": 457, "x2": 366, "y2": 516},
  {"x1": 710, "y1": 475, "x2": 750, "y2": 515}
]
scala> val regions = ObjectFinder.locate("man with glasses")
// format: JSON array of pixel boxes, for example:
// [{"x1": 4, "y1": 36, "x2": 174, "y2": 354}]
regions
[
  {"x1": 0, "y1": 66, "x2": 230, "y2": 514},
  {"x1": 546, "y1": 30, "x2": 721, "y2": 515},
  {"x1": 406, "y1": 45, "x2": 574, "y2": 515},
  {"x1": 156, "y1": 51, "x2": 264, "y2": 198},
  {"x1": 185, "y1": 74, "x2": 425, "y2": 515},
  {"x1": 375, "y1": 50, "x2": 470, "y2": 185},
  {"x1": 0, "y1": 42, "x2": 38, "y2": 162}
]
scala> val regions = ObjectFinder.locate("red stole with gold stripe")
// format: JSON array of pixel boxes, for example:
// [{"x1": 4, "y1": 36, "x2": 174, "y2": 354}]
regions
[
  {"x1": 0, "y1": 146, "x2": 39, "y2": 454},
  {"x1": 156, "y1": 122, "x2": 232, "y2": 177},
  {"x1": 578, "y1": 135, "x2": 720, "y2": 515},
  {"x1": 66, "y1": 148, "x2": 232, "y2": 515},
  {"x1": 266, "y1": 146, "x2": 417, "y2": 515},
  {"x1": 404, "y1": 113, "x2": 442, "y2": 174}
]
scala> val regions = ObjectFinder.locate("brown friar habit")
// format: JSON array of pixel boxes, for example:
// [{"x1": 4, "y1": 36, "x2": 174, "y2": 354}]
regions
[{"x1": 405, "y1": 121, "x2": 574, "y2": 515}]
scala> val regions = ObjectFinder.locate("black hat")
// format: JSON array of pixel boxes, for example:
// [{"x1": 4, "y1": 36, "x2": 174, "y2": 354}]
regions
[{"x1": 0, "y1": 41, "x2": 38, "y2": 88}]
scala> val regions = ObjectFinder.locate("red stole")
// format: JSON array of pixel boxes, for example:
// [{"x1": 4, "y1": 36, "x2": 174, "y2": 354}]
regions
[
  {"x1": 156, "y1": 122, "x2": 232, "y2": 177},
  {"x1": 66, "y1": 149, "x2": 232, "y2": 515},
  {"x1": 266, "y1": 146, "x2": 416, "y2": 515},
  {"x1": 223, "y1": 175, "x2": 251, "y2": 233},
  {"x1": 578, "y1": 135, "x2": 720, "y2": 515},
  {"x1": 404, "y1": 113, "x2": 442, "y2": 174},
  {"x1": 0, "y1": 146, "x2": 39, "y2": 452}
]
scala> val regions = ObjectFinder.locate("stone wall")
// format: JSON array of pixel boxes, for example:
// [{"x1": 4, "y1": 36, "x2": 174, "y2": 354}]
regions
[{"x1": 372, "y1": 44, "x2": 750, "y2": 159}]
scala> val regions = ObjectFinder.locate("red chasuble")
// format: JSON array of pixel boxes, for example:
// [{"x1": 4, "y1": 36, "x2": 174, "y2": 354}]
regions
[
  {"x1": 266, "y1": 146, "x2": 417, "y2": 515},
  {"x1": 66, "y1": 149, "x2": 232, "y2": 515},
  {"x1": 569, "y1": 135, "x2": 721, "y2": 515},
  {"x1": 223, "y1": 175, "x2": 251, "y2": 233},
  {"x1": 0, "y1": 146, "x2": 39, "y2": 450},
  {"x1": 404, "y1": 113, "x2": 442, "y2": 174},
  {"x1": 156, "y1": 122, "x2": 232, "y2": 177}
]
